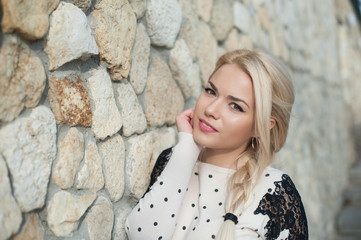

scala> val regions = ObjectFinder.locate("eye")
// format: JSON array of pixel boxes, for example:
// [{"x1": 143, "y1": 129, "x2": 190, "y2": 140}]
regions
[
  {"x1": 204, "y1": 87, "x2": 216, "y2": 96},
  {"x1": 230, "y1": 103, "x2": 245, "y2": 112}
]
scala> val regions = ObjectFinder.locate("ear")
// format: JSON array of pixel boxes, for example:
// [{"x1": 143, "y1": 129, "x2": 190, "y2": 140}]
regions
[{"x1": 270, "y1": 118, "x2": 276, "y2": 130}]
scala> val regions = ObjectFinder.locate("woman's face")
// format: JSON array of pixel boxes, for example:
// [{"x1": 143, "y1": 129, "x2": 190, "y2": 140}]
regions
[{"x1": 193, "y1": 64, "x2": 255, "y2": 154}]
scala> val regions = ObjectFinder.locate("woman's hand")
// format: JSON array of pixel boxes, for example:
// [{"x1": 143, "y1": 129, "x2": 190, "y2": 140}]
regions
[{"x1": 176, "y1": 109, "x2": 194, "y2": 134}]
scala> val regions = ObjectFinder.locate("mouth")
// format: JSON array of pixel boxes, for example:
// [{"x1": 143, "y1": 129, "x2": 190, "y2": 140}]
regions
[{"x1": 198, "y1": 118, "x2": 218, "y2": 133}]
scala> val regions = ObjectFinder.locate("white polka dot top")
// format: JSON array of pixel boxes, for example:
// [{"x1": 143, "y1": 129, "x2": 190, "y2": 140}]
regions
[{"x1": 125, "y1": 133, "x2": 308, "y2": 240}]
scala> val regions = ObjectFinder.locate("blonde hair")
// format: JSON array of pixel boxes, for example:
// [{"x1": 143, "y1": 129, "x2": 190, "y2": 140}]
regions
[{"x1": 209, "y1": 49, "x2": 295, "y2": 240}]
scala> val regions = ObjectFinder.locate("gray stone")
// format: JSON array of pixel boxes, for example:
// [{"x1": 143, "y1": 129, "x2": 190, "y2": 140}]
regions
[
  {"x1": 75, "y1": 139, "x2": 105, "y2": 192},
  {"x1": 114, "y1": 81, "x2": 147, "y2": 137},
  {"x1": 197, "y1": 0, "x2": 213, "y2": 22},
  {"x1": 0, "y1": 0, "x2": 59, "y2": 40},
  {"x1": 129, "y1": 0, "x2": 146, "y2": 19},
  {"x1": 178, "y1": 0, "x2": 199, "y2": 61},
  {"x1": 129, "y1": 23, "x2": 150, "y2": 95},
  {"x1": 12, "y1": 213, "x2": 43, "y2": 240},
  {"x1": 126, "y1": 132, "x2": 154, "y2": 199},
  {"x1": 113, "y1": 206, "x2": 132, "y2": 240},
  {"x1": 142, "y1": 57, "x2": 184, "y2": 127},
  {"x1": 0, "y1": 154, "x2": 22, "y2": 240},
  {"x1": 145, "y1": 0, "x2": 182, "y2": 48},
  {"x1": 337, "y1": 206, "x2": 361, "y2": 235},
  {"x1": 98, "y1": 134, "x2": 125, "y2": 202},
  {"x1": 87, "y1": 68, "x2": 122, "y2": 140},
  {"x1": 169, "y1": 39, "x2": 194, "y2": 100},
  {"x1": 45, "y1": 2, "x2": 98, "y2": 70},
  {"x1": 344, "y1": 187, "x2": 361, "y2": 206},
  {"x1": 150, "y1": 128, "x2": 177, "y2": 170},
  {"x1": 197, "y1": 21, "x2": 217, "y2": 85},
  {"x1": 210, "y1": 0, "x2": 233, "y2": 41},
  {"x1": 224, "y1": 28, "x2": 240, "y2": 52},
  {"x1": 47, "y1": 191, "x2": 96, "y2": 237},
  {"x1": 48, "y1": 75, "x2": 92, "y2": 127},
  {"x1": 233, "y1": 1, "x2": 251, "y2": 33},
  {"x1": 0, "y1": 34, "x2": 46, "y2": 122},
  {"x1": 52, "y1": 127, "x2": 84, "y2": 189},
  {"x1": 0, "y1": 106, "x2": 56, "y2": 212},
  {"x1": 86, "y1": 195, "x2": 114, "y2": 240},
  {"x1": 350, "y1": 162, "x2": 361, "y2": 185},
  {"x1": 71, "y1": 0, "x2": 92, "y2": 12},
  {"x1": 93, "y1": 0, "x2": 137, "y2": 80},
  {"x1": 191, "y1": 62, "x2": 202, "y2": 99}
]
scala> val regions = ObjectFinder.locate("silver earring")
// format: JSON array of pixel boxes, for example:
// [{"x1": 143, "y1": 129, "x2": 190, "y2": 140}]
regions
[{"x1": 251, "y1": 137, "x2": 259, "y2": 150}]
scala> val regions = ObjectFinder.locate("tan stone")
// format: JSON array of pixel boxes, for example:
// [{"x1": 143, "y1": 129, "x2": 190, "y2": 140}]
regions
[
  {"x1": 224, "y1": 28, "x2": 240, "y2": 52},
  {"x1": 71, "y1": 0, "x2": 91, "y2": 12},
  {"x1": 257, "y1": 7, "x2": 271, "y2": 32},
  {"x1": 197, "y1": 22, "x2": 217, "y2": 85},
  {"x1": 0, "y1": 154, "x2": 22, "y2": 240},
  {"x1": 52, "y1": 127, "x2": 84, "y2": 189},
  {"x1": 0, "y1": 0, "x2": 59, "y2": 40},
  {"x1": 129, "y1": 0, "x2": 146, "y2": 19},
  {"x1": 0, "y1": 106, "x2": 57, "y2": 212},
  {"x1": 12, "y1": 214, "x2": 42, "y2": 240},
  {"x1": 48, "y1": 75, "x2": 92, "y2": 127},
  {"x1": 126, "y1": 132, "x2": 154, "y2": 199},
  {"x1": 113, "y1": 206, "x2": 132, "y2": 240},
  {"x1": 93, "y1": 0, "x2": 137, "y2": 80},
  {"x1": 197, "y1": 0, "x2": 213, "y2": 22},
  {"x1": 98, "y1": 134, "x2": 125, "y2": 202},
  {"x1": 87, "y1": 68, "x2": 122, "y2": 140},
  {"x1": 86, "y1": 195, "x2": 114, "y2": 240},
  {"x1": 47, "y1": 191, "x2": 96, "y2": 237},
  {"x1": 150, "y1": 128, "x2": 177, "y2": 171},
  {"x1": 75, "y1": 139, "x2": 104, "y2": 192},
  {"x1": 210, "y1": 0, "x2": 233, "y2": 41},
  {"x1": 0, "y1": 34, "x2": 46, "y2": 122},
  {"x1": 142, "y1": 57, "x2": 184, "y2": 126},
  {"x1": 129, "y1": 23, "x2": 150, "y2": 94}
]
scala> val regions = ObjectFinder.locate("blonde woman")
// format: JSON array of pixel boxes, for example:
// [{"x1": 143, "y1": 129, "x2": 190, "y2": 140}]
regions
[{"x1": 126, "y1": 49, "x2": 308, "y2": 240}]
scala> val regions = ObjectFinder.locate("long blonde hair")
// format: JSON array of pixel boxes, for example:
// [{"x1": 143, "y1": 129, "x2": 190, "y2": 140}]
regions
[{"x1": 210, "y1": 49, "x2": 295, "y2": 240}]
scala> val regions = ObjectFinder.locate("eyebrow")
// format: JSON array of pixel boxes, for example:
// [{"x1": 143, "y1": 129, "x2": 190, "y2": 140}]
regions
[{"x1": 208, "y1": 81, "x2": 250, "y2": 109}]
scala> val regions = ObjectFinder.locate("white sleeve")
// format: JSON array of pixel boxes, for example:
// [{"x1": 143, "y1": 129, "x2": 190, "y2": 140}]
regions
[{"x1": 125, "y1": 132, "x2": 201, "y2": 240}]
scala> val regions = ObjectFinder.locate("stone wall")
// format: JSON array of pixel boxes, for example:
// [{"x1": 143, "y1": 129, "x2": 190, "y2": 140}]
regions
[{"x1": 0, "y1": 0, "x2": 360, "y2": 239}]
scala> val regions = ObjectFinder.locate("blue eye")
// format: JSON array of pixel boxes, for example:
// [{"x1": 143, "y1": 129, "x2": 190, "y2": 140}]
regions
[
  {"x1": 230, "y1": 103, "x2": 245, "y2": 112},
  {"x1": 204, "y1": 87, "x2": 215, "y2": 95}
]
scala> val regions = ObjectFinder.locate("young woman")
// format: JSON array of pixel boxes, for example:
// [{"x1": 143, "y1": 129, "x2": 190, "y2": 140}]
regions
[{"x1": 126, "y1": 49, "x2": 308, "y2": 240}]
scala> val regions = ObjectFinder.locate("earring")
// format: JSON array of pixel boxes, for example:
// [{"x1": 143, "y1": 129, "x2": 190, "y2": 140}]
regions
[{"x1": 251, "y1": 137, "x2": 260, "y2": 150}]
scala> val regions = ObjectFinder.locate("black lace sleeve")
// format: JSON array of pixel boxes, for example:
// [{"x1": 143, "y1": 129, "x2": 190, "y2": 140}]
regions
[
  {"x1": 143, "y1": 147, "x2": 173, "y2": 196},
  {"x1": 254, "y1": 174, "x2": 308, "y2": 240}
]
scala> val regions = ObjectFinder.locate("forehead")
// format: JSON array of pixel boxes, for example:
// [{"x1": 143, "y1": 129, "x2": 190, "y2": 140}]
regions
[{"x1": 209, "y1": 64, "x2": 254, "y2": 100}]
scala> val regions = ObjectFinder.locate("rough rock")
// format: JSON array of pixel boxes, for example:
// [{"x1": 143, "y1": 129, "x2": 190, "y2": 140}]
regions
[
  {"x1": 98, "y1": 134, "x2": 125, "y2": 202},
  {"x1": 45, "y1": 2, "x2": 98, "y2": 70},
  {"x1": 150, "y1": 128, "x2": 177, "y2": 170},
  {"x1": 0, "y1": 154, "x2": 22, "y2": 240},
  {"x1": 142, "y1": 57, "x2": 184, "y2": 126},
  {"x1": 113, "y1": 206, "x2": 132, "y2": 240},
  {"x1": 75, "y1": 139, "x2": 104, "y2": 192},
  {"x1": 197, "y1": 21, "x2": 218, "y2": 85},
  {"x1": 169, "y1": 39, "x2": 194, "y2": 100},
  {"x1": 178, "y1": 0, "x2": 199, "y2": 61},
  {"x1": 47, "y1": 191, "x2": 96, "y2": 237},
  {"x1": 233, "y1": 1, "x2": 251, "y2": 33},
  {"x1": 225, "y1": 28, "x2": 240, "y2": 52},
  {"x1": 126, "y1": 132, "x2": 154, "y2": 199},
  {"x1": 86, "y1": 195, "x2": 114, "y2": 240},
  {"x1": 87, "y1": 68, "x2": 122, "y2": 140},
  {"x1": 0, "y1": 34, "x2": 46, "y2": 122},
  {"x1": 93, "y1": 0, "x2": 137, "y2": 80},
  {"x1": 0, "y1": 0, "x2": 59, "y2": 40},
  {"x1": 257, "y1": 7, "x2": 271, "y2": 32},
  {"x1": 52, "y1": 127, "x2": 84, "y2": 189},
  {"x1": 210, "y1": 0, "x2": 233, "y2": 41},
  {"x1": 191, "y1": 63, "x2": 202, "y2": 98},
  {"x1": 337, "y1": 206, "x2": 361, "y2": 235},
  {"x1": 48, "y1": 75, "x2": 92, "y2": 127},
  {"x1": 114, "y1": 81, "x2": 147, "y2": 137},
  {"x1": 12, "y1": 214, "x2": 43, "y2": 240},
  {"x1": 71, "y1": 0, "x2": 92, "y2": 12},
  {"x1": 129, "y1": 23, "x2": 150, "y2": 94},
  {"x1": 0, "y1": 106, "x2": 56, "y2": 212},
  {"x1": 197, "y1": 0, "x2": 213, "y2": 22},
  {"x1": 129, "y1": 0, "x2": 146, "y2": 19},
  {"x1": 145, "y1": 0, "x2": 182, "y2": 48}
]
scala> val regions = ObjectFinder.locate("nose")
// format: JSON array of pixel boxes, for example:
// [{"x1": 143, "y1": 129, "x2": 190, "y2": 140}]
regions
[{"x1": 205, "y1": 99, "x2": 221, "y2": 120}]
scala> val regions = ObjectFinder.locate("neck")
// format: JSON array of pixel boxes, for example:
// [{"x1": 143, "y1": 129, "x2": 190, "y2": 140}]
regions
[{"x1": 201, "y1": 147, "x2": 246, "y2": 170}]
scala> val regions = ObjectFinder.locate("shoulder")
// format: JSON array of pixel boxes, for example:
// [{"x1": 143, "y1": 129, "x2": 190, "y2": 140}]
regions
[{"x1": 253, "y1": 167, "x2": 309, "y2": 239}]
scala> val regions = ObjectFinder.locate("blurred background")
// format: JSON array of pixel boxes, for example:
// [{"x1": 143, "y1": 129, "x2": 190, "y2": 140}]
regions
[{"x1": 1, "y1": 0, "x2": 361, "y2": 239}]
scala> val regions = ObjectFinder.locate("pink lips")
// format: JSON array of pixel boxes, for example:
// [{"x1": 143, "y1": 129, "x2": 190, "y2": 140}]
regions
[{"x1": 199, "y1": 118, "x2": 218, "y2": 133}]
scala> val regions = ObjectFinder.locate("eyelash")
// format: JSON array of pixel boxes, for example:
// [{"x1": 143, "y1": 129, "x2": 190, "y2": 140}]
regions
[{"x1": 204, "y1": 87, "x2": 245, "y2": 113}]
